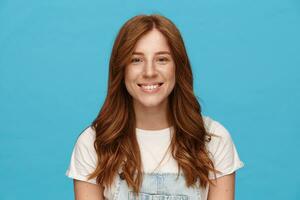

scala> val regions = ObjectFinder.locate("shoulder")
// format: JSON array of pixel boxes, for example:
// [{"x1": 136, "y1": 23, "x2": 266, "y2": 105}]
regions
[
  {"x1": 76, "y1": 126, "x2": 96, "y2": 146},
  {"x1": 202, "y1": 115, "x2": 233, "y2": 155},
  {"x1": 73, "y1": 126, "x2": 97, "y2": 163},
  {"x1": 203, "y1": 115, "x2": 230, "y2": 136}
]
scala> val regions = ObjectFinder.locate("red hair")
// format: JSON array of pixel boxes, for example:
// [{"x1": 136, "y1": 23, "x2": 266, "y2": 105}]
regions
[{"x1": 88, "y1": 14, "x2": 220, "y2": 194}]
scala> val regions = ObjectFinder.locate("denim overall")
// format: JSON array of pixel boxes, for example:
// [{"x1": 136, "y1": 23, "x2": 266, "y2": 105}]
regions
[{"x1": 112, "y1": 171, "x2": 203, "y2": 200}]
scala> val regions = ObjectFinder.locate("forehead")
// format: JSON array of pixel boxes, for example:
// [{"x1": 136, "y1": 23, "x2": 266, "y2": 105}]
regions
[{"x1": 133, "y1": 29, "x2": 171, "y2": 54}]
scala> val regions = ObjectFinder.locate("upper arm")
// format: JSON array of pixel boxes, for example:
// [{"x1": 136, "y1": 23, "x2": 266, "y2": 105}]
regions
[
  {"x1": 207, "y1": 172, "x2": 235, "y2": 200},
  {"x1": 74, "y1": 179, "x2": 105, "y2": 200}
]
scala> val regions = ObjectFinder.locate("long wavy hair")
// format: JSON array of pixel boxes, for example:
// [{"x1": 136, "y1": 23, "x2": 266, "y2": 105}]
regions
[{"x1": 88, "y1": 14, "x2": 220, "y2": 194}]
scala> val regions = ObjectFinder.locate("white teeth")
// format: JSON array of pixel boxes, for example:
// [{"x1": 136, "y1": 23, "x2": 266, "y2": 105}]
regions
[{"x1": 141, "y1": 84, "x2": 159, "y2": 90}]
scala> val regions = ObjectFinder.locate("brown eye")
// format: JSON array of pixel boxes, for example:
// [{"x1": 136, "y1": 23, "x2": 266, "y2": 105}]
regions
[
  {"x1": 157, "y1": 57, "x2": 169, "y2": 63},
  {"x1": 131, "y1": 57, "x2": 142, "y2": 63}
]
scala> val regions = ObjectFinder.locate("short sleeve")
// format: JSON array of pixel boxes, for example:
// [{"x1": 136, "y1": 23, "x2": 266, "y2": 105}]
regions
[
  {"x1": 206, "y1": 120, "x2": 245, "y2": 179},
  {"x1": 65, "y1": 126, "x2": 98, "y2": 184}
]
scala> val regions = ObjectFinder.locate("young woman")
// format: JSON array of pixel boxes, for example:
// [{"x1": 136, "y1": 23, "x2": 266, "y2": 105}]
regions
[{"x1": 66, "y1": 14, "x2": 244, "y2": 200}]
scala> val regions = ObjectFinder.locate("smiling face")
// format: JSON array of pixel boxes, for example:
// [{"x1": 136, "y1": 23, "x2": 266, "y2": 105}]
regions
[{"x1": 124, "y1": 28, "x2": 176, "y2": 109}]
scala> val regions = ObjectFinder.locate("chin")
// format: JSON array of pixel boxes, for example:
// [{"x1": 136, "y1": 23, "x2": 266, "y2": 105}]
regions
[{"x1": 136, "y1": 98, "x2": 165, "y2": 108}]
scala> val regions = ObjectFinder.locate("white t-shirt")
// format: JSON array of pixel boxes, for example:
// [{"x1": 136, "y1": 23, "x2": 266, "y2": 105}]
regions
[{"x1": 65, "y1": 115, "x2": 244, "y2": 199}]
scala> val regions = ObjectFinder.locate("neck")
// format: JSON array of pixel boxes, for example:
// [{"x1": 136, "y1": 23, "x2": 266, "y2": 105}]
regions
[{"x1": 133, "y1": 99, "x2": 171, "y2": 130}]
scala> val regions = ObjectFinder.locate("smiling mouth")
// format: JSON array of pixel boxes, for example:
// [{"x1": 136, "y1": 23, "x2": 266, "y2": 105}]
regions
[
  {"x1": 137, "y1": 83, "x2": 164, "y2": 87},
  {"x1": 137, "y1": 83, "x2": 163, "y2": 91}
]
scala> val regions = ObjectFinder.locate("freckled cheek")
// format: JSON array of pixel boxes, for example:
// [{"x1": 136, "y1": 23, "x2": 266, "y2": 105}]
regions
[
  {"x1": 124, "y1": 68, "x2": 142, "y2": 87},
  {"x1": 161, "y1": 65, "x2": 175, "y2": 81}
]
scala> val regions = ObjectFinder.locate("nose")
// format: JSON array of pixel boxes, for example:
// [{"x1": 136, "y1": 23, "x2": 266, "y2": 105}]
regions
[{"x1": 143, "y1": 60, "x2": 158, "y2": 78}]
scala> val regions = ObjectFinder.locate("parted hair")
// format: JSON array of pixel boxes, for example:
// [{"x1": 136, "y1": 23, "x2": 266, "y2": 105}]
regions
[{"x1": 88, "y1": 14, "x2": 220, "y2": 194}]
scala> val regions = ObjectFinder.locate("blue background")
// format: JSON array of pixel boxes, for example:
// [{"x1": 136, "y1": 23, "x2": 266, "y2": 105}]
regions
[{"x1": 1, "y1": 0, "x2": 299, "y2": 199}]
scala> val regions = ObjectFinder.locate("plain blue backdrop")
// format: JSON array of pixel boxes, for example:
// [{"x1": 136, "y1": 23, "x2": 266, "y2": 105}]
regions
[{"x1": 0, "y1": 0, "x2": 299, "y2": 199}]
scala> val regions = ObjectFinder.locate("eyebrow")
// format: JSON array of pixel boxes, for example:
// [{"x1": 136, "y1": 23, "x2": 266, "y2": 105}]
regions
[{"x1": 132, "y1": 51, "x2": 171, "y2": 55}]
